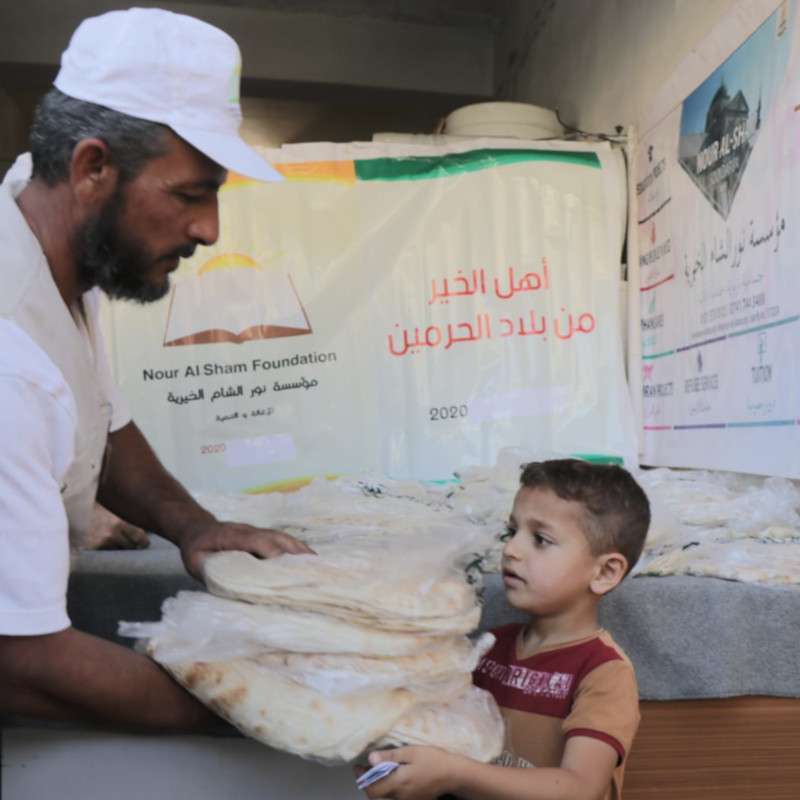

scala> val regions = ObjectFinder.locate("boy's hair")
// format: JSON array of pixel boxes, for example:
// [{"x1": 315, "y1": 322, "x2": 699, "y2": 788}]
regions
[{"x1": 519, "y1": 459, "x2": 650, "y2": 574}]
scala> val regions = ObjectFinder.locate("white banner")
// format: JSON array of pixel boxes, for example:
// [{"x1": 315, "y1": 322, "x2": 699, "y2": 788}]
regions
[
  {"x1": 105, "y1": 139, "x2": 634, "y2": 492},
  {"x1": 637, "y1": 0, "x2": 800, "y2": 478}
]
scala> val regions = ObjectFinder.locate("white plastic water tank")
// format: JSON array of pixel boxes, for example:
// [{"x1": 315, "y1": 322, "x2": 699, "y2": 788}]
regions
[{"x1": 443, "y1": 102, "x2": 564, "y2": 140}]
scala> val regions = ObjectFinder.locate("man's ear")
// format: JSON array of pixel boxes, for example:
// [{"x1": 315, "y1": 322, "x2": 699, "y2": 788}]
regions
[
  {"x1": 70, "y1": 138, "x2": 119, "y2": 207},
  {"x1": 590, "y1": 552, "x2": 628, "y2": 597}
]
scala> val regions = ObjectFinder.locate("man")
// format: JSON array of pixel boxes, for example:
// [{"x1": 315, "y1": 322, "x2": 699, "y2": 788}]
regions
[{"x1": 0, "y1": 8, "x2": 312, "y2": 729}]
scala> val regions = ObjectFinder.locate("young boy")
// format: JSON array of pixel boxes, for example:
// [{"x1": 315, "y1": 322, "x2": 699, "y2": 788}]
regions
[{"x1": 365, "y1": 458, "x2": 651, "y2": 800}]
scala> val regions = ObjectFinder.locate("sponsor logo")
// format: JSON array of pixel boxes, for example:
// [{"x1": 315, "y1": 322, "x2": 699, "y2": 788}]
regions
[
  {"x1": 751, "y1": 331, "x2": 773, "y2": 383},
  {"x1": 684, "y1": 349, "x2": 719, "y2": 393}
]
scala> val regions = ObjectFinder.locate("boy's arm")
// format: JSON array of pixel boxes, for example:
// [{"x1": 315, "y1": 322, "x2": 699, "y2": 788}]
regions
[{"x1": 365, "y1": 736, "x2": 618, "y2": 800}]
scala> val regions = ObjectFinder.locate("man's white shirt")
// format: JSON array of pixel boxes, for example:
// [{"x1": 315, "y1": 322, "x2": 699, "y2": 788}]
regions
[{"x1": 0, "y1": 295, "x2": 130, "y2": 635}]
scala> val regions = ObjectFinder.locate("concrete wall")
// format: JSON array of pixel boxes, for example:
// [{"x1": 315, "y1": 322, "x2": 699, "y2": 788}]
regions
[
  {"x1": 0, "y1": 88, "x2": 40, "y2": 178},
  {"x1": 0, "y1": 0, "x2": 491, "y2": 176},
  {"x1": 0, "y1": 0, "x2": 494, "y2": 97},
  {"x1": 497, "y1": 0, "x2": 742, "y2": 133},
  {"x1": 4, "y1": 1, "x2": 757, "y2": 174}
]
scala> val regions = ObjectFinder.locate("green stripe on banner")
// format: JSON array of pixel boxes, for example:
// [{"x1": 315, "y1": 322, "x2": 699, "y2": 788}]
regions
[
  {"x1": 642, "y1": 349, "x2": 675, "y2": 360},
  {"x1": 354, "y1": 148, "x2": 601, "y2": 181},
  {"x1": 570, "y1": 453, "x2": 625, "y2": 466}
]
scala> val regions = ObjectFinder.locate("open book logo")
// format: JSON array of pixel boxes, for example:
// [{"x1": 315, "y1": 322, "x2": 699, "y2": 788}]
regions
[{"x1": 163, "y1": 253, "x2": 312, "y2": 347}]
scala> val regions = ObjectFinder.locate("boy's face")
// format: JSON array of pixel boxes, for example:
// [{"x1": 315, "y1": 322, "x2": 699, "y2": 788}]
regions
[{"x1": 502, "y1": 486, "x2": 601, "y2": 617}]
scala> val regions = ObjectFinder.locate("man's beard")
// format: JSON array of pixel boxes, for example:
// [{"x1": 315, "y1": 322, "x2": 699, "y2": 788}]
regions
[{"x1": 75, "y1": 189, "x2": 196, "y2": 304}]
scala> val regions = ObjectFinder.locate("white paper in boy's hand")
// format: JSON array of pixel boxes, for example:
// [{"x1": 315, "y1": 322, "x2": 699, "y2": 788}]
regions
[{"x1": 356, "y1": 760, "x2": 400, "y2": 790}]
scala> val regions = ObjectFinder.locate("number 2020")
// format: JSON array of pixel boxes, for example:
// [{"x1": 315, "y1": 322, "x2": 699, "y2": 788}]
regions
[
  {"x1": 429, "y1": 404, "x2": 468, "y2": 421},
  {"x1": 200, "y1": 443, "x2": 226, "y2": 455}
]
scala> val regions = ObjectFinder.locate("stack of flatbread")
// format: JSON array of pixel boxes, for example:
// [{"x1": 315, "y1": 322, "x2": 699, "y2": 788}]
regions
[
  {"x1": 641, "y1": 539, "x2": 800, "y2": 585},
  {"x1": 127, "y1": 536, "x2": 504, "y2": 764}
]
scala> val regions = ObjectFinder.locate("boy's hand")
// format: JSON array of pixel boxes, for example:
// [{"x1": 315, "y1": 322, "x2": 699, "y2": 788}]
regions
[{"x1": 364, "y1": 746, "x2": 460, "y2": 800}]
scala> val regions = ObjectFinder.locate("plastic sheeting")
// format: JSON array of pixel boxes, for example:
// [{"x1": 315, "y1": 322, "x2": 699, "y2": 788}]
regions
[
  {"x1": 121, "y1": 524, "x2": 504, "y2": 764},
  {"x1": 103, "y1": 137, "x2": 634, "y2": 493}
]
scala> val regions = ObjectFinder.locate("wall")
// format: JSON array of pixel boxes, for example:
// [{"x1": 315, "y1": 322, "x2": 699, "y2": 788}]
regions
[
  {"x1": 0, "y1": 0, "x2": 493, "y2": 98},
  {"x1": 4, "y1": 3, "x2": 764, "y2": 170},
  {"x1": 497, "y1": 0, "x2": 742, "y2": 133},
  {"x1": 0, "y1": 88, "x2": 40, "y2": 178},
  {"x1": 0, "y1": 86, "x2": 456, "y2": 178},
  {"x1": 0, "y1": 0, "x2": 490, "y2": 175}
]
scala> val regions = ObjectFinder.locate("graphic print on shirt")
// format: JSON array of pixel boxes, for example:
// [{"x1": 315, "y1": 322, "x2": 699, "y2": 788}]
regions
[{"x1": 476, "y1": 657, "x2": 574, "y2": 699}]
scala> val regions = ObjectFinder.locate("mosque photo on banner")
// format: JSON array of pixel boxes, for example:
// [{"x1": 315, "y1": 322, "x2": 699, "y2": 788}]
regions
[
  {"x1": 677, "y1": 2, "x2": 792, "y2": 219},
  {"x1": 163, "y1": 252, "x2": 313, "y2": 347}
]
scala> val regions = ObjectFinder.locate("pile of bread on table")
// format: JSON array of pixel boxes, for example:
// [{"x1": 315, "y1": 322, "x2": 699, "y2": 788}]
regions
[
  {"x1": 121, "y1": 455, "x2": 800, "y2": 766},
  {"x1": 121, "y1": 516, "x2": 504, "y2": 765}
]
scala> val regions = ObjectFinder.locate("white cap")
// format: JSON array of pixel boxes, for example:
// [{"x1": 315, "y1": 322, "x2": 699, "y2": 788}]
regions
[{"x1": 54, "y1": 7, "x2": 282, "y2": 182}]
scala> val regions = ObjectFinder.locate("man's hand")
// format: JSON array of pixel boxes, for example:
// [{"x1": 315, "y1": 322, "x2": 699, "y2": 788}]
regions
[
  {"x1": 364, "y1": 746, "x2": 460, "y2": 800},
  {"x1": 98, "y1": 422, "x2": 314, "y2": 581},
  {"x1": 85, "y1": 502, "x2": 150, "y2": 550},
  {"x1": 180, "y1": 519, "x2": 315, "y2": 581}
]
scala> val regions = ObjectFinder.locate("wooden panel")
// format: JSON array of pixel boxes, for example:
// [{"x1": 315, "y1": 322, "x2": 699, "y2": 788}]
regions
[{"x1": 624, "y1": 697, "x2": 800, "y2": 800}]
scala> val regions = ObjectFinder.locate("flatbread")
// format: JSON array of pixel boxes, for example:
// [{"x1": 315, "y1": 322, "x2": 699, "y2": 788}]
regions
[
  {"x1": 204, "y1": 549, "x2": 481, "y2": 634},
  {"x1": 128, "y1": 591, "x2": 454, "y2": 663},
  {"x1": 252, "y1": 633, "x2": 494, "y2": 697},
  {"x1": 166, "y1": 657, "x2": 468, "y2": 763},
  {"x1": 378, "y1": 685, "x2": 505, "y2": 762},
  {"x1": 641, "y1": 540, "x2": 800, "y2": 585},
  {"x1": 150, "y1": 531, "x2": 492, "y2": 764}
]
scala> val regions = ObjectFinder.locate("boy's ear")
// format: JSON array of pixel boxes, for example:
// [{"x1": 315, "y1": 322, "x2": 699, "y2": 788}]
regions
[{"x1": 590, "y1": 552, "x2": 628, "y2": 597}]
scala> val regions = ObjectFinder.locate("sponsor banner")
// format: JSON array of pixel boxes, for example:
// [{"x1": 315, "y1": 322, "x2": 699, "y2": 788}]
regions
[
  {"x1": 105, "y1": 140, "x2": 634, "y2": 491},
  {"x1": 637, "y1": 0, "x2": 800, "y2": 477}
]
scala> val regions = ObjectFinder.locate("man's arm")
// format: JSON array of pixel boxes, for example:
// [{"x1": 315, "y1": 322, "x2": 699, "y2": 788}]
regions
[
  {"x1": 97, "y1": 421, "x2": 313, "y2": 579},
  {"x1": 0, "y1": 627, "x2": 215, "y2": 730},
  {"x1": 0, "y1": 348, "x2": 255, "y2": 727},
  {"x1": 364, "y1": 737, "x2": 618, "y2": 800}
]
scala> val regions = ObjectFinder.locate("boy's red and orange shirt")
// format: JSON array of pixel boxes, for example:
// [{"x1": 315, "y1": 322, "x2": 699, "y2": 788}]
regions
[{"x1": 474, "y1": 625, "x2": 640, "y2": 800}]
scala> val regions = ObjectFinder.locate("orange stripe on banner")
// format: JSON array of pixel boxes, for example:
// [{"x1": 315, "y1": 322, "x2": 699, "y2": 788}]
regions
[
  {"x1": 221, "y1": 171, "x2": 259, "y2": 190},
  {"x1": 274, "y1": 161, "x2": 357, "y2": 183}
]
